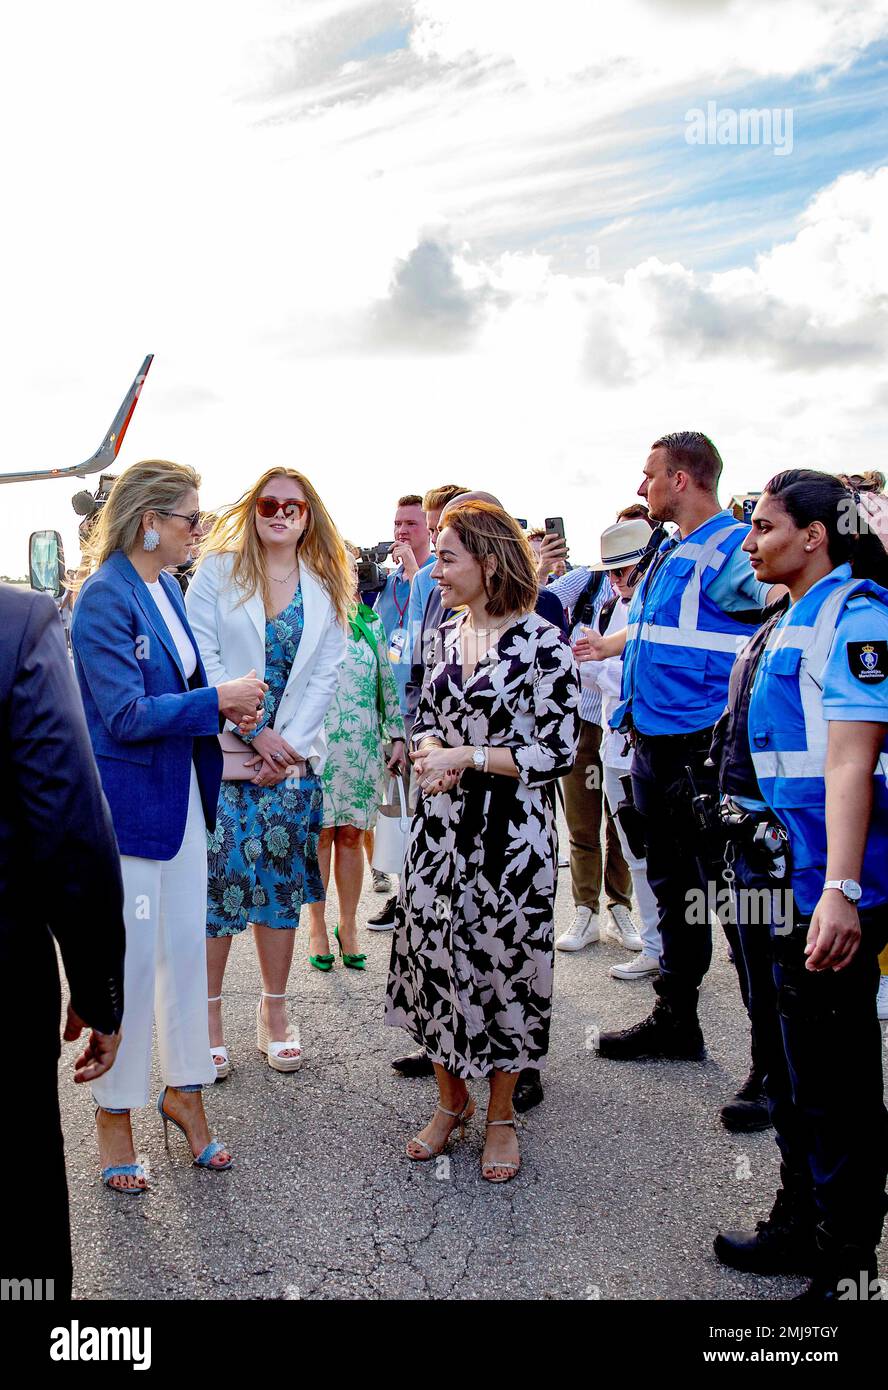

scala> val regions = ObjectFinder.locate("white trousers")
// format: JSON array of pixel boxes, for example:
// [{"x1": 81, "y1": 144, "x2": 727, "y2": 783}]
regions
[
  {"x1": 602, "y1": 762, "x2": 662, "y2": 961},
  {"x1": 92, "y1": 769, "x2": 216, "y2": 1110}
]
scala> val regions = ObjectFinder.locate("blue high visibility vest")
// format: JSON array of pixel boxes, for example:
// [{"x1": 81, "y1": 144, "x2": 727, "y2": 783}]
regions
[
  {"x1": 748, "y1": 563, "x2": 888, "y2": 913},
  {"x1": 613, "y1": 510, "x2": 755, "y2": 736}
]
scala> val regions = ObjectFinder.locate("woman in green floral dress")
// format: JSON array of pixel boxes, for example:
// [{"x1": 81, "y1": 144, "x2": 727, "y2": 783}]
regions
[{"x1": 308, "y1": 557, "x2": 407, "y2": 969}]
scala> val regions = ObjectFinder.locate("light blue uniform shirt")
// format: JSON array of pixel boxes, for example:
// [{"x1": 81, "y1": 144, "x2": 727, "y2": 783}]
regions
[
  {"x1": 374, "y1": 555, "x2": 435, "y2": 717},
  {"x1": 748, "y1": 563, "x2": 888, "y2": 911},
  {"x1": 708, "y1": 544, "x2": 771, "y2": 613}
]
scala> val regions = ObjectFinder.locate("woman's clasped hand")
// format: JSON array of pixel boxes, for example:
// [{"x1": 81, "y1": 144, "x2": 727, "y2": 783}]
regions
[
  {"x1": 217, "y1": 669, "x2": 268, "y2": 734},
  {"x1": 410, "y1": 741, "x2": 465, "y2": 795},
  {"x1": 247, "y1": 726, "x2": 307, "y2": 787}
]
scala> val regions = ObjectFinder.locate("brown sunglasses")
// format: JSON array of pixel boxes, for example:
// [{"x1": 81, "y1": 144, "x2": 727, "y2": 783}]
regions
[{"x1": 256, "y1": 496, "x2": 308, "y2": 520}]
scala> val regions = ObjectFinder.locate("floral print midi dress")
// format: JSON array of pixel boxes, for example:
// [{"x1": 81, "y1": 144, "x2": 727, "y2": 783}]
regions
[
  {"x1": 206, "y1": 586, "x2": 324, "y2": 936},
  {"x1": 321, "y1": 607, "x2": 406, "y2": 830},
  {"x1": 385, "y1": 610, "x2": 580, "y2": 1078}
]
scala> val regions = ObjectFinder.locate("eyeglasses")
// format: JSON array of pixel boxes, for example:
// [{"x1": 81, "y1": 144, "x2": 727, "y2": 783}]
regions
[
  {"x1": 157, "y1": 509, "x2": 202, "y2": 531},
  {"x1": 256, "y1": 496, "x2": 308, "y2": 520}
]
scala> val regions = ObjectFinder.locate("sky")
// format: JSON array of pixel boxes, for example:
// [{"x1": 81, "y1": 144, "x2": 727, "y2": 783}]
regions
[{"x1": 1, "y1": 0, "x2": 887, "y2": 575}]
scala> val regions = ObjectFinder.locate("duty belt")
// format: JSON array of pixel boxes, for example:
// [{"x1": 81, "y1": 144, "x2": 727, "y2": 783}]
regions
[
  {"x1": 718, "y1": 795, "x2": 789, "y2": 880},
  {"x1": 631, "y1": 726, "x2": 714, "y2": 751}
]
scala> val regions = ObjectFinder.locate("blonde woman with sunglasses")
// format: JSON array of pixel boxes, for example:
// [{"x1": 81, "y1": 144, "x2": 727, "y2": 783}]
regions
[
  {"x1": 71, "y1": 461, "x2": 268, "y2": 1190},
  {"x1": 186, "y1": 471, "x2": 350, "y2": 1076}
]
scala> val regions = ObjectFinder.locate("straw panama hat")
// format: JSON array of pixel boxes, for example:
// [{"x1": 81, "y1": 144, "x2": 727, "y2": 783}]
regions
[{"x1": 588, "y1": 518, "x2": 654, "y2": 572}]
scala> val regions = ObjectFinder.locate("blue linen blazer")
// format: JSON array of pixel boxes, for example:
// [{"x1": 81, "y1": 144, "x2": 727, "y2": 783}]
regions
[{"x1": 71, "y1": 550, "x2": 223, "y2": 860}]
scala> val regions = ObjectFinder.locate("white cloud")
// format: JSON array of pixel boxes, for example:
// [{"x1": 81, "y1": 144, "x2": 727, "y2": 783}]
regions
[
  {"x1": 354, "y1": 165, "x2": 888, "y2": 380},
  {"x1": 1, "y1": 3, "x2": 887, "y2": 575},
  {"x1": 366, "y1": 237, "x2": 506, "y2": 350},
  {"x1": 411, "y1": 0, "x2": 888, "y2": 85}
]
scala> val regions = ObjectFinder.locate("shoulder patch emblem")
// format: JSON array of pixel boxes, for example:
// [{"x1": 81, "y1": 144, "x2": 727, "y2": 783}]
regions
[{"x1": 847, "y1": 640, "x2": 887, "y2": 683}]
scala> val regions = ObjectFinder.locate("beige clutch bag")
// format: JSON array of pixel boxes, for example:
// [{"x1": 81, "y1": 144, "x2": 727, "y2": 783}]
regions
[{"x1": 218, "y1": 729, "x2": 262, "y2": 781}]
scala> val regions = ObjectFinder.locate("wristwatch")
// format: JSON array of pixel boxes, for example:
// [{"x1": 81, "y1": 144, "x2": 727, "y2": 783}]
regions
[
  {"x1": 823, "y1": 878, "x2": 862, "y2": 904},
  {"x1": 472, "y1": 747, "x2": 487, "y2": 773}
]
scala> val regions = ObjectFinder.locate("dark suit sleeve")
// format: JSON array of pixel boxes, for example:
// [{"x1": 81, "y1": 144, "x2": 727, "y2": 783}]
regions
[
  {"x1": 9, "y1": 596, "x2": 125, "y2": 1034},
  {"x1": 535, "y1": 587, "x2": 569, "y2": 638}
]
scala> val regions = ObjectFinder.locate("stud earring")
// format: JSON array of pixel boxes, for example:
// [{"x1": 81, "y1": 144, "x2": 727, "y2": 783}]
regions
[{"x1": 143, "y1": 527, "x2": 161, "y2": 552}]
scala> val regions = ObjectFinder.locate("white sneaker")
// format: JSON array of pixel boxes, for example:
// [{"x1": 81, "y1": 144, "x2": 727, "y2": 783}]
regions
[
  {"x1": 555, "y1": 907, "x2": 600, "y2": 952},
  {"x1": 371, "y1": 869, "x2": 393, "y2": 894},
  {"x1": 877, "y1": 975, "x2": 888, "y2": 1022},
  {"x1": 609, "y1": 953, "x2": 660, "y2": 981},
  {"x1": 605, "y1": 903, "x2": 643, "y2": 951}
]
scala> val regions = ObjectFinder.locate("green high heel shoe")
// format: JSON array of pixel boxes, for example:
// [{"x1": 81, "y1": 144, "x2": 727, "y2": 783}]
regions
[
  {"x1": 309, "y1": 951, "x2": 335, "y2": 972},
  {"x1": 334, "y1": 925, "x2": 366, "y2": 970}
]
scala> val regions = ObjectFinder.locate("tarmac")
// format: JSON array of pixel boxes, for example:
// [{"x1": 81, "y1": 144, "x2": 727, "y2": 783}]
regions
[{"x1": 58, "y1": 814, "x2": 888, "y2": 1303}]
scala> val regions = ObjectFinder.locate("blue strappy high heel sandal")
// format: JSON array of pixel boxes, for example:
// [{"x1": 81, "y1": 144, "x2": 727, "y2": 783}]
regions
[
  {"x1": 95, "y1": 1106, "x2": 149, "y2": 1195},
  {"x1": 156, "y1": 1087, "x2": 233, "y2": 1171}
]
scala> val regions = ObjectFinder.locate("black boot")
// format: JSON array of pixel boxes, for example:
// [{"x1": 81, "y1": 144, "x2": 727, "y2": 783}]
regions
[
  {"x1": 715, "y1": 1174, "x2": 817, "y2": 1274},
  {"x1": 794, "y1": 1224, "x2": 881, "y2": 1301},
  {"x1": 512, "y1": 1069, "x2": 544, "y2": 1113},
  {"x1": 597, "y1": 978, "x2": 705, "y2": 1061},
  {"x1": 720, "y1": 1065, "x2": 772, "y2": 1133},
  {"x1": 367, "y1": 894, "x2": 398, "y2": 929},
  {"x1": 391, "y1": 1048, "x2": 434, "y2": 1078}
]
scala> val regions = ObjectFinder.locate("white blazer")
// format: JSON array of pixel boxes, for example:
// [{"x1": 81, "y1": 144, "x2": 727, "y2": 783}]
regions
[{"x1": 185, "y1": 551, "x2": 346, "y2": 773}]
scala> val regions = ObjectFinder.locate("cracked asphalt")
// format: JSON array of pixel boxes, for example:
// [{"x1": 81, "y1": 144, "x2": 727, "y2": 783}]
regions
[{"x1": 59, "y1": 811, "x2": 888, "y2": 1302}]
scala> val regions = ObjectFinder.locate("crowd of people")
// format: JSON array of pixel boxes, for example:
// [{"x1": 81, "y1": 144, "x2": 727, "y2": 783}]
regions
[{"x1": 3, "y1": 433, "x2": 887, "y2": 1302}]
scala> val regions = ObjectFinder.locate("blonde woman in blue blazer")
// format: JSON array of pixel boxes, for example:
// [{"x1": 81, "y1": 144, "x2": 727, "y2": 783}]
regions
[
  {"x1": 186, "y1": 468, "x2": 350, "y2": 1077},
  {"x1": 72, "y1": 461, "x2": 266, "y2": 1191}
]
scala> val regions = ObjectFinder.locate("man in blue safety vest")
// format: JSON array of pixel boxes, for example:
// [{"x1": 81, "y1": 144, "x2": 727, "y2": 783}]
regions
[{"x1": 576, "y1": 432, "x2": 784, "y2": 1065}]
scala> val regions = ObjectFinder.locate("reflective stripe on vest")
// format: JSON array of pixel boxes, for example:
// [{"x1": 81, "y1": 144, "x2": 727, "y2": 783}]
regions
[
  {"x1": 626, "y1": 622, "x2": 741, "y2": 653},
  {"x1": 617, "y1": 513, "x2": 756, "y2": 735},
  {"x1": 750, "y1": 579, "x2": 862, "y2": 787},
  {"x1": 747, "y1": 571, "x2": 888, "y2": 911}
]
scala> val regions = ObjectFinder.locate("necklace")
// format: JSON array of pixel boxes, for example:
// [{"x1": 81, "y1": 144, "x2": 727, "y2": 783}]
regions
[
  {"x1": 464, "y1": 613, "x2": 515, "y2": 639},
  {"x1": 462, "y1": 612, "x2": 516, "y2": 660},
  {"x1": 268, "y1": 563, "x2": 299, "y2": 585}
]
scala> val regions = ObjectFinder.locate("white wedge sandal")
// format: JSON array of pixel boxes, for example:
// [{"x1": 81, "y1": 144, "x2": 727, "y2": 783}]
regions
[
  {"x1": 208, "y1": 995, "x2": 231, "y2": 1080},
  {"x1": 256, "y1": 991, "x2": 303, "y2": 1073}
]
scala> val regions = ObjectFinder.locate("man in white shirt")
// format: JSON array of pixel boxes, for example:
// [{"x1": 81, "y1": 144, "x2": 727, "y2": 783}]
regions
[{"x1": 576, "y1": 519, "x2": 662, "y2": 978}]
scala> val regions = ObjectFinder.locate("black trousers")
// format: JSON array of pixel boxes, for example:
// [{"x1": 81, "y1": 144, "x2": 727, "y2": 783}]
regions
[
  {"x1": 732, "y1": 846, "x2": 888, "y2": 1250},
  {"x1": 1, "y1": 1056, "x2": 73, "y2": 1301},
  {"x1": 631, "y1": 729, "x2": 734, "y2": 1001}
]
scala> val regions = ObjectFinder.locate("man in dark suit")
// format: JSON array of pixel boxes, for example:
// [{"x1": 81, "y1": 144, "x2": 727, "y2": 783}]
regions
[{"x1": 0, "y1": 586, "x2": 125, "y2": 1301}]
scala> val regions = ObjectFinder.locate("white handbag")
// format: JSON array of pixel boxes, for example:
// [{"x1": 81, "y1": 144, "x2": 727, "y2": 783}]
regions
[{"x1": 371, "y1": 773, "x2": 411, "y2": 874}]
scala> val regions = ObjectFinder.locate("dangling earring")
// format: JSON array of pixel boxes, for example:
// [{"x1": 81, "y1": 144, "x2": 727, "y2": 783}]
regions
[{"x1": 143, "y1": 527, "x2": 161, "y2": 552}]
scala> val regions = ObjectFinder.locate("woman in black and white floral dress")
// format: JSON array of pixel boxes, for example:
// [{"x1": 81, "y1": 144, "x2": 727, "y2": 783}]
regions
[{"x1": 385, "y1": 502, "x2": 580, "y2": 1182}]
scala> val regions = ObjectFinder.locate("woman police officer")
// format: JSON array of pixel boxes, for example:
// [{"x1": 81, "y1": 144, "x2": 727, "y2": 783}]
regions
[{"x1": 710, "y1": 468, "x2": 888, "y2": 1300}]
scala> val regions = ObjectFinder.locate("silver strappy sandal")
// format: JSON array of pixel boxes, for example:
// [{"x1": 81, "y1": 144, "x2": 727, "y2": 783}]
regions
[
  {"x1": 481, "y1": 1116, "x2": 521, "y2": 1183},
  {"x1": 406, "y1": 1097, "x2": 475, "y2": 1161}
]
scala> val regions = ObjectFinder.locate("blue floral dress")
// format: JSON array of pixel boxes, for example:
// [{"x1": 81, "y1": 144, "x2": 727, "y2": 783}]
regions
[{"x1": 206, "y1": 587, "x2": 324, "y2": 936}]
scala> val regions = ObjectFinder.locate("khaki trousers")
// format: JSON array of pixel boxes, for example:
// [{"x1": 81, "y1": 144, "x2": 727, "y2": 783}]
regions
[{"x1": 563, "y1": 718, "x2": 631, "y2": 913}]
